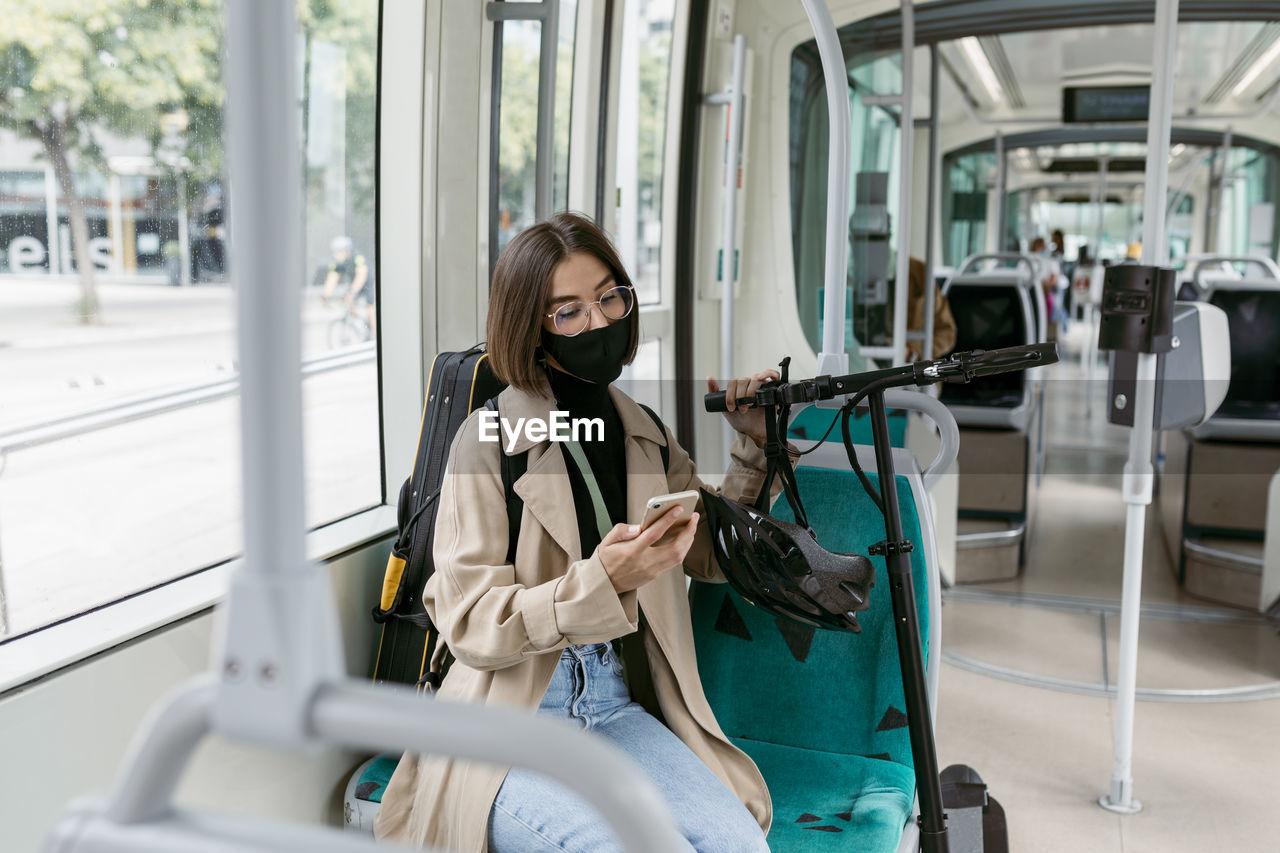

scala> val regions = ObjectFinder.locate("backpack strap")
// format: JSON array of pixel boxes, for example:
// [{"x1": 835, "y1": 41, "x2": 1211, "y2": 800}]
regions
[
  {"x1": 638, "y1": 403, "x2": 670, "y2": 475},
  {"x1": 488, "y1": 398, "x2": 528, "y2": 566},
  {"x1": 490, "y1": 398, "x2": 669, "y2": 566}
]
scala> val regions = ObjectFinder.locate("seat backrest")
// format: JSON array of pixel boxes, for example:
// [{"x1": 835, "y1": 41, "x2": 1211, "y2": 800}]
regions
[
  {"x1": 939, "y1": 277, "x2": 1033, "y2": 409},
  {"x1": 1206, "y1": 286, "x2": 1280, "y2": 422},
  {"x1": 787, "y1": 404, "x2": 908, "y2": 448},
  {"x1": 691, "y1": 452, "x2": 934, "y2": 769}
]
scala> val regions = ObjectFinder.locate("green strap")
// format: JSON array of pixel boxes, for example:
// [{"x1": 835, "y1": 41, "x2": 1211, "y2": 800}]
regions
[{"x1": 561, "y1": 439, "x2": 612, "y2": 540}]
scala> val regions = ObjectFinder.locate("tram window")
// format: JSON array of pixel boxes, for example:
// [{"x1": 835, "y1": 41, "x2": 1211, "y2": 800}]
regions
[
  {"x1": 493, "y1": 1, "x2": 579, "y2": 259},
  {"x1": 0, "y1": 0, "x2": 381, "y2": 641},
  {"x1": 790, "y1": 44, "x2": 908, "y2": 363},
  {"x1": 496, "y1": 18, "x2": 541, "y2": 253},
  {"x1": 1218, "y1": 148, "x2": 1280, "y2": 259},
  {"x1": 614, "y1": 0, "x2": 675, "y2": 306},
  {"x1": 943, "y1": 152, "x2": 996, "y2": 266}
]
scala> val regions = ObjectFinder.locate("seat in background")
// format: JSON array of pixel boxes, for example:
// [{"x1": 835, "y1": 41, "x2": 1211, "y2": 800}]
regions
[
  {"x1": 1161, "y1": 280, "x2": 1280, "y2": 612},
  {"x1": 939, "y1": 259, "x2": 1044, "y2": 581}
]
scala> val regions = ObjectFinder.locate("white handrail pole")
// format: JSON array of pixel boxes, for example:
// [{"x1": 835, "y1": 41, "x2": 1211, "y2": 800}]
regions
[
  {"x1": 891, "y1": 1, "x2": 914, "y2": 366},
  {"x1": 213, "y1": 0, "x2": 346, "y2": 751},
  {"x1": 801, "y1": 0, "x2": 851, "y2": 381},
  {"x1": 720, "y1": 33, "x2": 746, "y2": 451},
  {"x1": 1215, "y1": 127, "x2": 1234, "y2": 254},
  {"x1": 991, "y1": 130, "x2": 1003, "y2": 254},
  {"x1": 226, "y1": 0, "x2": 307, "y2": 584},
  {"x1": 1101, "y1": 0, "x2": 1179, "y2": 816},
  {"x1": 720, "y1": 34, "x2": 745, "y2": 384},
  {"x1": 51, "y1": 679, "x2": 689, "y2": 852}
]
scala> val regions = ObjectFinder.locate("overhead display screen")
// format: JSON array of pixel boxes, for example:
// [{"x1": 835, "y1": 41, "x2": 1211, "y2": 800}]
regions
[{"x1": 1062, "y1": 86, "x2": 1151, "y2": 123}]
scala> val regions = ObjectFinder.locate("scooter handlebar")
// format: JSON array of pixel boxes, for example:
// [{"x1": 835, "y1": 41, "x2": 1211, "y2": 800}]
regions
[{"x1": 703, "y1": 343, "x2": 1058, "y2": 412}]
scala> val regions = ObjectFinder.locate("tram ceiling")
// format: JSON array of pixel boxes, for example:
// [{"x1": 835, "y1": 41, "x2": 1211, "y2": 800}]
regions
[
  {"x1": 791, "y1": 4, "x2": 1280, "y2": 129},
  {"x1": 849, "y1": 1, "x2": 1280, "y2": 48},
  {"x1": 946, "y1": 126, "x2": 1280, "y2": 160}
]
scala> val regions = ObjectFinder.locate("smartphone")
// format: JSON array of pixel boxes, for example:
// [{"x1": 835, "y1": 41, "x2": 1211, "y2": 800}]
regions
[{"x1": 640, "y1": 490, "x2": 701, "y2": 538}]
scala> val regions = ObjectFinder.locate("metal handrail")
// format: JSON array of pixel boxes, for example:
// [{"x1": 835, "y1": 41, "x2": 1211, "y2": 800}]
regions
[
  {"x1": 1190, "y1": 254, "x2": 1280, "y2": 292},
  {"x1": 1183, "y1": 538, "x2": 1264, "y2": 573},
  {"x1": 958, "y1": 251, "x2": 1039, "y2": 279},
  {"x1": 0, "y1": 344, "x2": 374, "y2": 457},
  {"x1": 955, "y1": 522, "x2": 1026, "y2": 550}
]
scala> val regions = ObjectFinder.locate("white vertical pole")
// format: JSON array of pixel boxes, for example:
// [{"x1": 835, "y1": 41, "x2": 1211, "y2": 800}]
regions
[
  {"x1": 1100, "y1": 0, "x2": 1179, "y2": 816},
  {"x1": 212, "y1": 0, "x2": 343, "y2": 748},
  {"x1": 617, "y1": 0, "x2": 639, "y2": 274},
  {"x1": 991, "y1": 131, "x2": 1003, "y2": 254},
  {"x1": 225, "y1": 0, "x2": 307, "y2": 581},
  {"x1": 891, "y1": 0, "x2": 914, "y2": 366},
  {"x1": 1084, "y1": 155, "x2": 1109, "y2": 407},
  {"x1": 1094, "y1": 155, "x2": 1110, "y2": 259},
  {"x1": 923, "y1": 43, "x2": 939, "y2": 362},
  {"x1": 801, "y1": 0, "x2": 851, "y2": 382},
  {"x1": 1215, "y1": 127, "x2": 1234, "y2": 254},
  {"x1": 720, "y1": 34, "x2": 746, "y2": 385},
  {"x1": 720, "y1": 34, "x2": 746, "y2": 452}
]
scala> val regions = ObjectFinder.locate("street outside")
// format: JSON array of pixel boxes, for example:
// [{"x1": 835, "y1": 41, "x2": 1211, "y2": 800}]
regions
[{"x1": 0, "y1": 276, "x2": 382, "y2": 638}]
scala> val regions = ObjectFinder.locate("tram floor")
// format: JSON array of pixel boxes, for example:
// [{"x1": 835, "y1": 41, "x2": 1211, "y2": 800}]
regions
[
  {"x1": 937, "y1": 326, "x2": 1280, "y2": 851},
  {"x1": 935, "y1": 664, "x2": 1279, "y2": 852}
]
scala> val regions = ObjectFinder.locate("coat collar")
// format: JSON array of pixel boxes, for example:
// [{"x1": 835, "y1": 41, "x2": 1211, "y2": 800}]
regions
[
  {"x1": 494, "y1": 381, "x2": 666, "y2": 455},
  {"x1": 499, "y1": 380, "x2": 669, "y2": 560}
]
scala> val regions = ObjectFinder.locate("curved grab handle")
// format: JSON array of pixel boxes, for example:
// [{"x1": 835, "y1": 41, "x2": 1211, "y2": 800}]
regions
[
  {"x1": 882, "y1": 390, "x2": 959, "y2": 491},
  {"x1": 1191, "y1": 255, "x2": 1280, "y2": 292},
  {"x1": 47, "y1": 676, "x2": 688, "y2": 853},
  {"x1": 958, "y1": 252, "x2": 1040, "y2": 280}
]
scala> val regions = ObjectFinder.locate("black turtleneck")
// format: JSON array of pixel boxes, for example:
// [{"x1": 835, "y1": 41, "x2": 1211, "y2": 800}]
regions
[{"x1": 546, "y1": 365, "x2": 628, "y2": 558}]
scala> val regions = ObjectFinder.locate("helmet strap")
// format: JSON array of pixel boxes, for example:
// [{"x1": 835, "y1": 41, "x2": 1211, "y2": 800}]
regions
[{"x1": 755, "y1": 399, "x2": 811, "y2": 531}]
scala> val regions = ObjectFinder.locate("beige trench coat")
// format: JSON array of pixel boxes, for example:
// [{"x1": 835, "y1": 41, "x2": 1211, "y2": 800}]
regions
[{"x1": 374, "y1": 382, "x2": 774, "y2": 851}]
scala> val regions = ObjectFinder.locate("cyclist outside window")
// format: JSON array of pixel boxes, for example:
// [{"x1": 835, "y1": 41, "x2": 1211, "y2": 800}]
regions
[{"x1": 321, "y1": 235, "x2": 376, "y2": 337}]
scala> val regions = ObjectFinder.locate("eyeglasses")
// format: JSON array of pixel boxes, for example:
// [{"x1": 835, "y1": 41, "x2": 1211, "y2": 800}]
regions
[{"x1": 544, "y1": 284, "x2": 635, "y2": 336}]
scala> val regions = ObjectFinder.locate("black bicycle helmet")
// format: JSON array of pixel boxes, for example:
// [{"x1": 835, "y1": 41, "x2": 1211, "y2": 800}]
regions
[{"x1": 700, "y1": 488, "x2": 874, "y2": 633}]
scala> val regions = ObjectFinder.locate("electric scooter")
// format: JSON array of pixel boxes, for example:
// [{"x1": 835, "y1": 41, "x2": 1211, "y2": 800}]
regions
[{"x1": 706, "y1": 341, "x2": 1059, "y2": 853}]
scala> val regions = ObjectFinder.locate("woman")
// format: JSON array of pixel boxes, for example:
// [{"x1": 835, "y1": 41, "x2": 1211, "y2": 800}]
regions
[{"x1": 374, "y1": 212, "x2": 777, "y2": 852}]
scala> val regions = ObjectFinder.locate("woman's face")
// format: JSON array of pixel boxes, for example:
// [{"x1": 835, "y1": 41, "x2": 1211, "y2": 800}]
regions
[{"x1": 543, "y1": 251, "x2": 616, "y2": 336}]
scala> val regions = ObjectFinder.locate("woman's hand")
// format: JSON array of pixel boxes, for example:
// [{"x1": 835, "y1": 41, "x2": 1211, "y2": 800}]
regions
[
  {"x1": 597, "y1": 507, "x2": 700, "y2": 594},
  {"x1": 706, "y1": 369, "x2": 780, "y2": 448}
]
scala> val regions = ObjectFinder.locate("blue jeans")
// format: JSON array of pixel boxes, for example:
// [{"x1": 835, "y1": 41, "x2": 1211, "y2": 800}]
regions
[{"x1": 487, "y1": 643, "x2": 769, "y2": 853}]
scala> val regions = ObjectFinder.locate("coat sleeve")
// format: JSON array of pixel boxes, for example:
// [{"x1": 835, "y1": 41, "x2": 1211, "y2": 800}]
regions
[
  {"x1": 424, "y1": 414, "x2": 639, "y2": 672},
  {"x1": 655, "y1": 420, "x2": 783, "y2": 583}
]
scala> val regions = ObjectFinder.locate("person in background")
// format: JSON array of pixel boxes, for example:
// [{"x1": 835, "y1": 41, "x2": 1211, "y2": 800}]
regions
[
  {"x1": 905, "y1": 256, "x2": 956, "y2": 361},
  {"x1": 1050, "y1": 229, "x2": 1070, "y2": 331},
  {"x1": 321, "y1": 235, "x2": 376, "y2": 337},
  {"x1": 1030, "y1": 236, "x2": 1063, "y2": 340}
]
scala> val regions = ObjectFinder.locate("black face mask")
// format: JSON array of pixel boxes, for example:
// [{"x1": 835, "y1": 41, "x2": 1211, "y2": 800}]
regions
[{"x1": 540, "y1": 319, "x2": 630, "y2": 385}]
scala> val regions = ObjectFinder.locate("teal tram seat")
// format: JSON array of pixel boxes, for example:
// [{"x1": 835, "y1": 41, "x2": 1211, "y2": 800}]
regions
[
  {"x1": 788, "y1": 404, "x2": 908, "y2": 449},
  {"x1": 691, "y1": 441, "x2": 942, "y2": 853},
  {"x1": 343, "y1": 754, "x2": 397, "y2": 832}
]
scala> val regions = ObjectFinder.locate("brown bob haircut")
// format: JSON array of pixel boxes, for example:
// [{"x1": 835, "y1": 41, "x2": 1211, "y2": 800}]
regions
[{"x1": 486, "y1": 211, "x2": 640, "y2": 392}]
